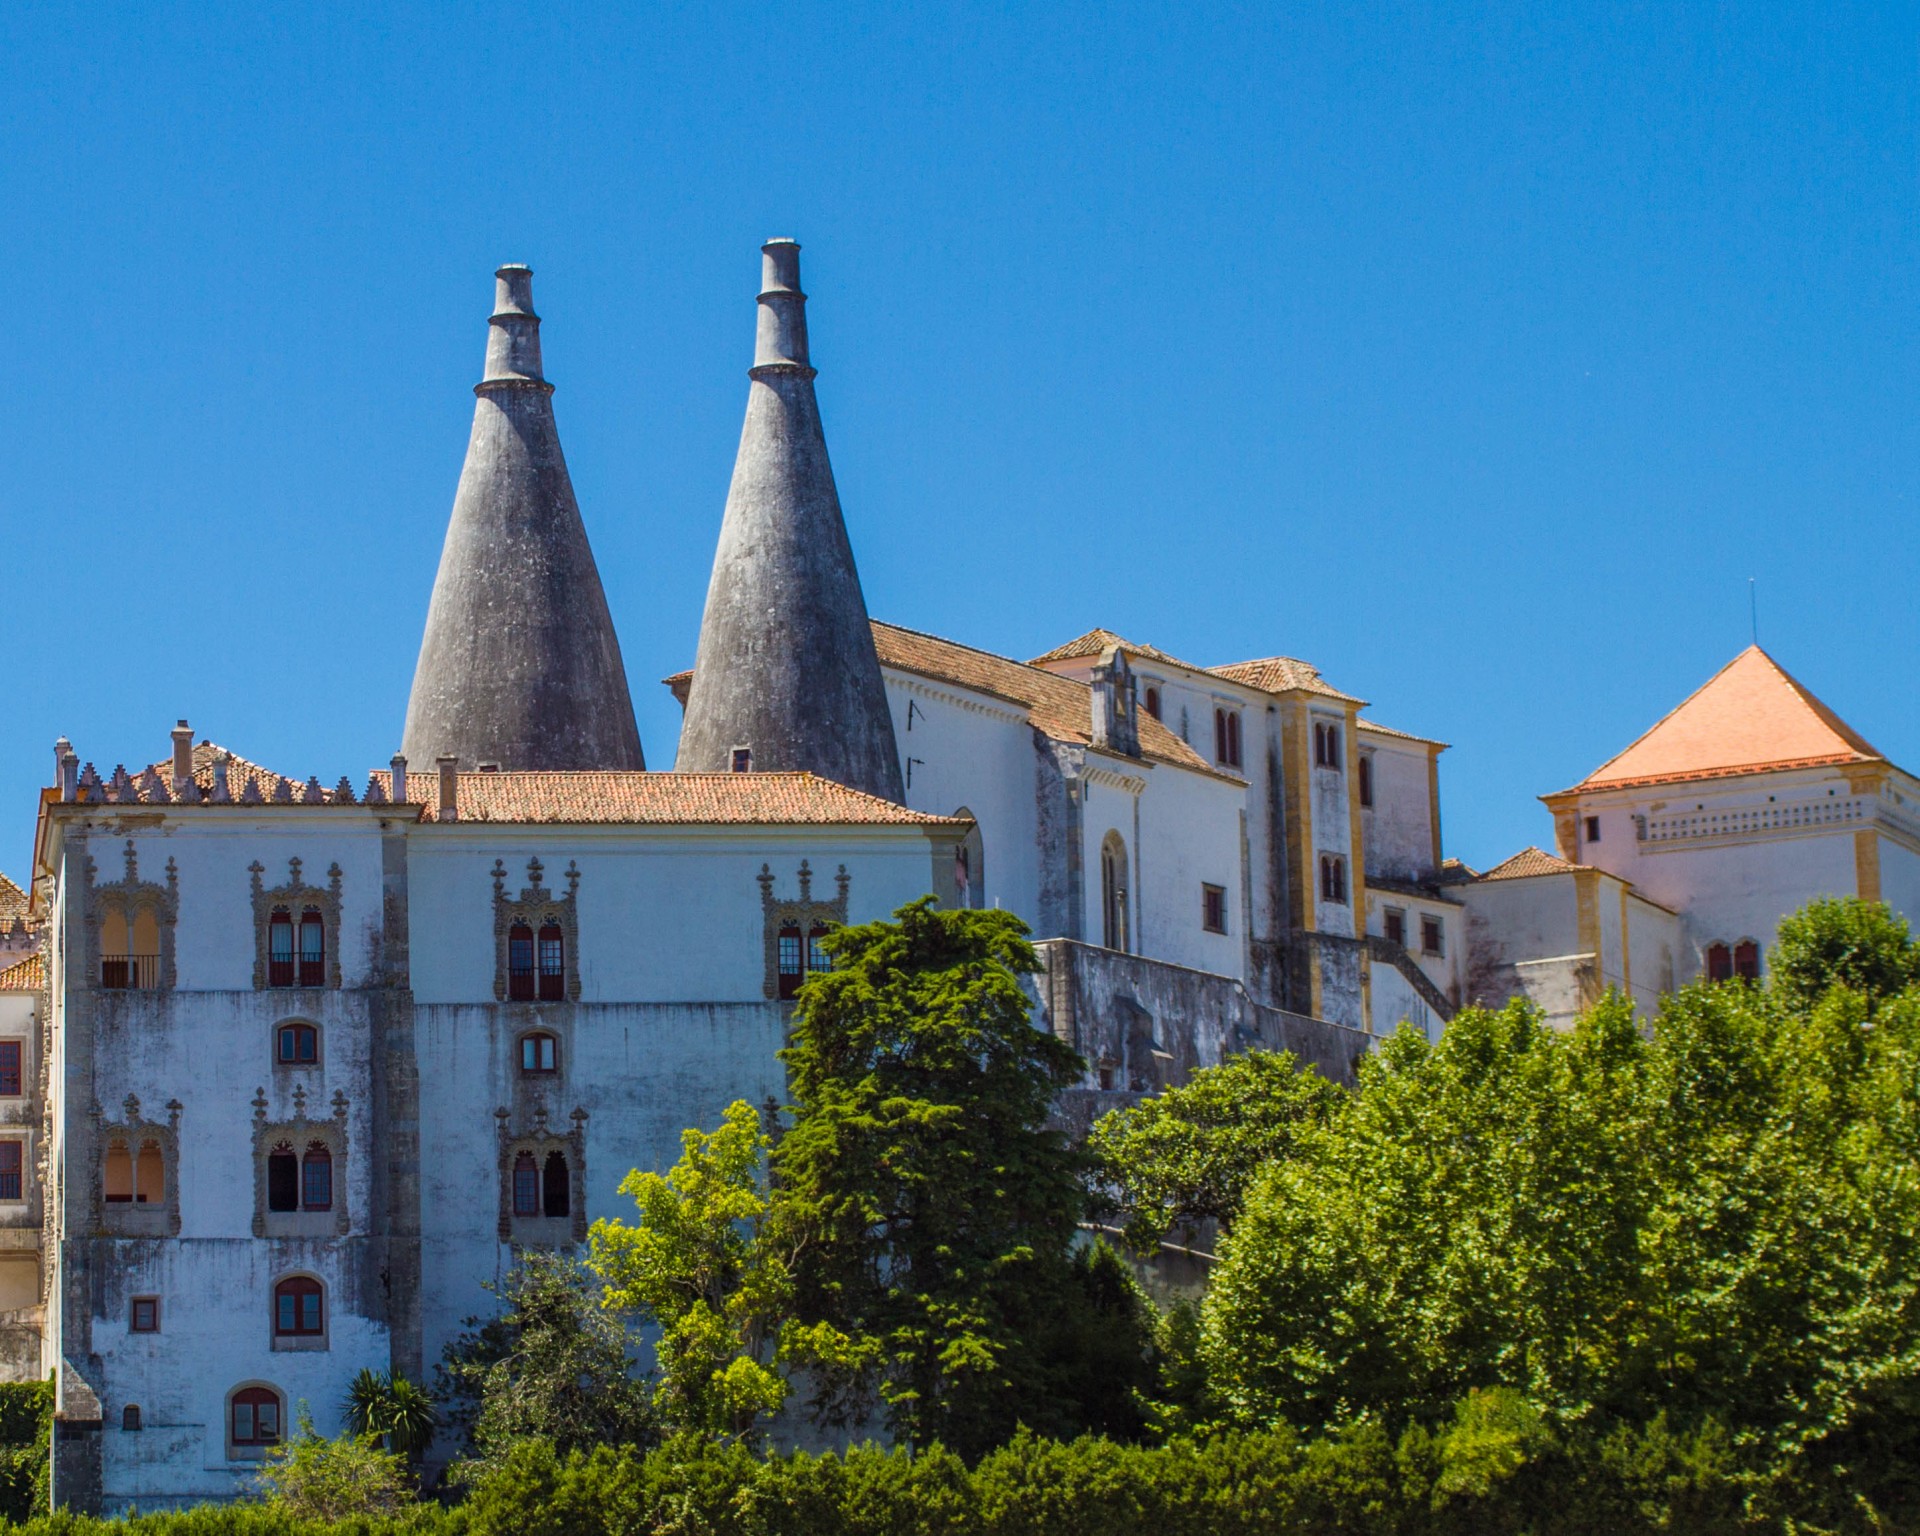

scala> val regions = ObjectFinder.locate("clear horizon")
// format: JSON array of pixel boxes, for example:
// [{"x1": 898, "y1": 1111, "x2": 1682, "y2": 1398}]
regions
[{"x1": 3, "y1": 3, "x2": 1913, "y2": 882}]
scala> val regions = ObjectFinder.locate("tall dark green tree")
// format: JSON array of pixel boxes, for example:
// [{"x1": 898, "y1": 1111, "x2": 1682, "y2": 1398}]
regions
[{"x1": 774, "y1": 897, "x2": 1127, "y2": 1455}]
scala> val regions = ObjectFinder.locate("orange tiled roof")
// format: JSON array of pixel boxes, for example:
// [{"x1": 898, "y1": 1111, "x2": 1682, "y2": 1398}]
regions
[
  {"x1": 0, "y1": 875, "x2": 26, "y2": 926},
  {"x1": 1208, "y1": 656, "x2": 1366, "y2": 707},
  {"x1": 1480, "y1": 846, "x2": 1579, "y2": 881},
  {"x1": 388, "y1": 771, "x2": 965, "y2": 827},
  {"x1": 0, "y1": 952, "x2": 44, "y2": 991},
  {"x1": 1358, "y1": 719, "x2": 1449, "y2": 749},
  {"x1": 871, "y1": 623, "x2": 1218, "y2": 775},
  {"x1": 1563, "y1": 647, "x2": 1884, "y2": 794},
  {"x1": 1028, "y1": 628, "x2": 1204, "y2": 672}
]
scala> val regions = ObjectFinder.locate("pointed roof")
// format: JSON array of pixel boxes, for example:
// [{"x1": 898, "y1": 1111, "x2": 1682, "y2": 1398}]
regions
[
  {"x1": 0, "y1": 875, "x2": 26, "y2": 928},
  {"x1": 1563, "y1": 646, "x2": 1883, "y2": 794},
  {"x1": 1208, "y1": 656, "x2": 1365, "y2": 706},
  {"x1": 1480, "y1": 846, "x2": 1579, "y2": 881},
  {"x1": 403, "y1": 265, "x2": 645, "y2": 773},
  {"x1": 1029, "y1": 628, "x2": 1202, "y2": 671},
  {"x1": 675, "y1": 240, "x2": 903, "y2": 801}
]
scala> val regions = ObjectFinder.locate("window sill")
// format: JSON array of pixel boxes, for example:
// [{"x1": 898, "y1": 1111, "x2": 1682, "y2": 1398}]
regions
[
  {"x1": 271, "y1": 1335, "x2": 328, "y2": 1352},
  {"x1": 507, "y1": 1216, "x2": 575, "y2": 1249},
  {"x1": 260, "y1": 1211, "x2": 339, "y2": 1239},
  {"x1": 102, "y1": 1208, "x2": 171, "y2": 1238},
  {"x1": 226, "y1": 1446, "x2": 275, "y2": 1462}
]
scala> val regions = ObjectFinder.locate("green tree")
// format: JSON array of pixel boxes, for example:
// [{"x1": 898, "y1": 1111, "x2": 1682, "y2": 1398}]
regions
[
  {"x1": 256, "y1": 1404, "x2": 413, "y2": 1521},
  {"x1": 342, "y1": 1368, "x2": 438, "y2": 1460},
  {"x1": 774, "y1": 897, "x2": 1109, "y2": 1456},
  {"x1": 589, "y1": 1099, "x2": 793, "y2": 1438},
  {"x1": 1087, "y1": 1047, "x2": 1341, "y2": 1249},
  {"x1": 438, "y1": 1250, "x2": 655, "y2": 1466},
  {"x1": 1770, "y1": 896, "x2": 1920, "y2": 1014}
]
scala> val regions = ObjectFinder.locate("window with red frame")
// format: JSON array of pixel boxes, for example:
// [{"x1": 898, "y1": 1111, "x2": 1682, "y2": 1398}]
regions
[
  {"x1": 301, "y1": 1144, "x2": 332, "y2": 1211},
  {"x1": 777, "y1": 923, "x2": 804, "y2": 1000},
  {"x1": 508, "y1": 923, "x2": 535, "y2": 1001},
  {"x1": 0, "y1": 1142, "x2": 20, "y2": 1202},
  {"x1": 275, "y1": 1023, "x2": 317, "y2": 1066},
  {"x1": 297, "y1": 910, "x2": 325, "y2": 986},
  {"x1": 1706, "y1": 942, "x2": 1733, "y2": 983},
  {"x1": 1733, "y1": 940, "x2": 1760, "y2": 981},
  {"x1": 0, "y1": 1042, "x2": 19, "y2": 1097},
  {"x1": 1143, "y1": 686, "x2": 1161, "y2": 720},
  {"x1": 520, "y1": 1032, "x2": 558, "y2": 1075},
  {"x1": 273, "y1": 1276, "x2": 323, "y2": 1337},
  {"x1": 230, "y1": 1387, "x2": 281, "y2": 1447},
  {"x1": 512, "y1": 1152, "x2": 540, "y2": 1216},
  {"x1": 537, "y1": 923, "x2": 565, "y2": 1002},
  {"x1": 267, "y1": 909, "x2": 294, "y2": 987},
  {"x1": 130, "y1": 1296, "x2": 159, "y2": 1333}
]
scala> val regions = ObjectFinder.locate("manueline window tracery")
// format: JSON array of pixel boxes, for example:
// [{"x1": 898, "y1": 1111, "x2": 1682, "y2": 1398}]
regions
[
  {"x1": 249, "y1": 858, "x2": 343, "y2": 991},
  {"x1": 758, "y1": 861, "x2": 849, "y2": 1002},
  {"x1": 493, "y1": 859, "x2": 581, "y2": 1004}
]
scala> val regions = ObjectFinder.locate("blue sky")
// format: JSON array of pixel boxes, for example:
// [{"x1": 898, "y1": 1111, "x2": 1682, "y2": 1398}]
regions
[{"x1": 2, "y1": 2, "x2": 1913, "y2": 880}]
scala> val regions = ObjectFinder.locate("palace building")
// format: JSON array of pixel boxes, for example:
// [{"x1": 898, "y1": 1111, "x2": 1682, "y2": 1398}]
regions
[{"x1": 0, "y1": 242, "x2": 1907, "y2": 1510}]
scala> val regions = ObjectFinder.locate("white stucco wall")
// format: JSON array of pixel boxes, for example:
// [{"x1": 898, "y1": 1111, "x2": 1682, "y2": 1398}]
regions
[{"x1": 1359, "y1": 734, "x2": 1437, "y2": 882}]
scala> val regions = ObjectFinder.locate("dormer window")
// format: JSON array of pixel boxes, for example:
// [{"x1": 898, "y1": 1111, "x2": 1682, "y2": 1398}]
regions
[
  {"x1": 1144, "y1": 686, "x2": 1161, "y2": 721},
  {"x1": 731, "y1": 747, "x2": 753, "y2": 773}
]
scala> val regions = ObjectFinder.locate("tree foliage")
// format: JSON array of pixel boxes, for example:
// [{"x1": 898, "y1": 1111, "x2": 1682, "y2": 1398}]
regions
[
  {"x1": 256, "y1": 1406, "x2": 414, "y2": 1522},
  {"x1": 1203, "y1": 900, "x2": 1920, "y2": 1523},
  {"x1": 589, "y1": 1098, "x2": 792, "y2": 1438},
  {"x1": 1087, "y1": 1047, "x2": 1342, "y2": 1248},
  {"x1": 341, "y1": 1370, "x2": 437, "y2": 1461},
  {"x1": 436, "y1": 1251, "x2": 655, "y2": 1466},
  {"x1": 773, "y1": 897, "x2": 1121, "y2": 1455}
]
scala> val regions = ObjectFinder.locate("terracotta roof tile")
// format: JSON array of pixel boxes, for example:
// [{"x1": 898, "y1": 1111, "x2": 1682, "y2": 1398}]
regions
[
  {"x1": 0, "y1": 952, "x2": 44, "y2": 991},
  {"x1": 1565, "y1": 647, "x2": 1884, "y2": 794},
  {"x1": 1358, "y1": 719, "x2": 1448, "y2": 749},
  {"x1": 871, "y1": 622, "x2": 1218, "y2": 775},
  {"x1": 388, "y1": 770, "x2": 964, "y2": 827},
  {"x1": 0, "y1": 875, "x2": 26, "y2": 926},
  {"x1": 1028, "y1": 628, "x2": 1203, "y2": 672},
  {"x1": 1208, "y1": 656, "x2": 1366, "y2": 706},
  {"x1": 1480, "y1": 846, "x2": 1580, "y2": 881}
]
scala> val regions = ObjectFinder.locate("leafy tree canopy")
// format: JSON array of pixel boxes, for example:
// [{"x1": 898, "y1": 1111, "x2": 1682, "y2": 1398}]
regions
[{"x1": 1771, "y1": 895, "x2": 1920, "y2": 1014}]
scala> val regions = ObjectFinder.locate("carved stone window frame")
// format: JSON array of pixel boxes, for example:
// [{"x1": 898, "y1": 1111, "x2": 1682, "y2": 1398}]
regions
[
  {"x1": 250, "y1": 1084, "x2": 350, "y2": 1237},
  {"x1": 249, "y1": 858, "x2": 344, "y2": 991},
  {"x1": 758, "y1": 861, "x2": 849, "y2": 1002},
  {"x1": 494, "y1": 1103, "x2": 588, "y2": 1245},
  {"x1": 91, "y1": 1094, "x2": 182, "y2": 1237},
  {"x1": 492, "y1": 858, "x2": 581, "y2": 1003},
  {"x1": 83, "y1": 840, "x2": 179, "y2": 992}
]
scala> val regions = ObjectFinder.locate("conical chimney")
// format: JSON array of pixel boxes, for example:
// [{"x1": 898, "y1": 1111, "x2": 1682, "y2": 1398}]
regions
[
  {"x1": 676, "y1": 240, "x2": 904, "y2": 801},
  {"x1": 403, "y1": 265, "x2": 645, "y2": 772}
]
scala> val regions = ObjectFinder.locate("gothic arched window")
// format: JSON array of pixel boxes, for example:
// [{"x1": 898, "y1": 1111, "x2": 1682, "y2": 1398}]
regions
[
  {"x1": 508, "y1": 923, "x2": 535, "y2": 1001},
  {"x1": 1706, "y1": 942, "x2": 1733, "y2": 983},
  {"x1": 297, "y1": 910, "x2": 325, "y2": 987},
  {"x1": 542, "y1": 1150, "x2": 570, "y2": 1218},
  {"x1": 777, "y1": 923, "x2": 804, "y2": 1000},
  {"x1": 267, "y1": 909, "x2": 295, "y2": 988},
  {"x1": 1733, "y1": 940, "x2": 1760, "y2": 981},
  {"x1": 301, "y1": 1143, "x2": 332, "y2": 1211},
  {"x1": 1100, "y1": 834, "x2": 1130, "y2": 953},
  {"x1": 537, "y1": 923, "x2": 565, "y2": 1002},
  {"x1": 267, "y1": 1143, "x2": 299, "y2": 1213},
  {"x1": 512, "y1": 1152, "x2": 540, "y2": 1217}
]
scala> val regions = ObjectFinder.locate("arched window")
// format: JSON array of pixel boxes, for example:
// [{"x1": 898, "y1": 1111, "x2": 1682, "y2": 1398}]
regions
[
  {"x1": 807, "y1": 923, "x2": 831, "y2": 977},
  {"x1": 507, "y1": 923, "x2": 535, "y2": 1001},
  {"x1": 520, "y1": 1032, "x2": 558, "y2": 1075},
  {"x1": 1706, "y1": 942, "x2": 1733, "y2": 983},
  {"x1": 1213, "y1": 709, "x2": 1242, "y2": 768},
  {"x1": 1227, "y1": 711, "x2": 1242, "y2": 767},
  {"x1": 537, "y1": 923, "x2": 565, "y2": 1002},
  {"x1": 122, "y1": 1404, "x2": 141, "y2": 1432},
  {"x1": 100, "y1": 903, "x2": 158, "y2": 989},
  {"x1": 1314, "y1": 720, "x2": 1342, "y2": 771},
  {"x1": 297, "y1": 910, "x2": 325, "y2": 987},
  {"x1": 512, "y1": 1152, "x2": 540, "y2": 1216},
  {"x1": 276, "y1": 1022, "x2": 318, "y2": 1065},
  {"x1": 104, "y1": 1141, "x2": 133, "y2": 1204},
  {"x1": 542, "y1": 1150, "x2": 570, "y2": 1218},
  {"x1": 268, "y1": 909, "x2": 294, "y2": 988},
  {"x1": 229, "y1": 1386, "x2": 282, "y2": 1449},
  {"x1": 267, "y1": 1142, "x2": 299, "y2": 1212},
  {"x1": 1100, "y1": 833, "x2": 1129, "y2": 953},
  {"x1": 1733, "y1": 941, "x2": 1760, "y2": 981},
  {"x1": 301, "y1": 1143, "x2": 332, "y2": 1212},
  {"x1": 272, "y1": 1276, "x2": 323, "y2": 1337},
  {"x1": 131, "y1": 908, "x2": 160, "y2": 988},
  {"x1": 777, "y1": 923, "x2": 804, "y2": 1000},
  {"x1": 1143, "y1": 686, "x2": 1161, "y2": 721},
  {"x1": 136, "y1": 1140, "x2": 164, "y2": 1205},
  {"x1": 1358, "y1": 755, "x2": 1373, "y2": 808}
]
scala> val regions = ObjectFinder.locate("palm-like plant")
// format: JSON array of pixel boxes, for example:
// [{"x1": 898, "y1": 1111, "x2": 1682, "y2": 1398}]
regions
[{"x1": 342, "y1": 1368, "x2": 438, "y2": 1460}]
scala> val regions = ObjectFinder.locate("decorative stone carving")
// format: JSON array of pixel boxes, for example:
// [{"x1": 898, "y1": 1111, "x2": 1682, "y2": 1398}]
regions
[
  {"x1": 248, "y1": 857, "x2": 344, "y2": 990},
  {"x1": 91, "y1": 1094, "x2": 182, "y2": 1237},
  {"x1": 81, "y1": 840, "x2": 180, "y2": 992},
  {"x1": 757, "y1": 860, "x2": 849, "y2": 1001},
  {"x1": 494, "y1": 1102, "x2": 588, "y2": 1244},
  {"x1": 250, "y1": 1084, "x2": 351, "y2": 1237},
  {"x1": 490, "y1": 857, "x2": 582, "y2": 1003}
]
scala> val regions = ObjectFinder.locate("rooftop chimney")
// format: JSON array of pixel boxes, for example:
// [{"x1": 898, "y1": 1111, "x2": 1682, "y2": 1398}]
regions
[
  {"x1": 437, "y1": 755, "x2": 459, "y2": 822},
  {"x1": 171, "y1": 720, "x2": 194, "y2": 791},
  {"x1": 54, "y1": 739, "x2": 75, "y2": 802},
  {"x1": 390, "y1": 753, "x2": 408, "y2": 805}
]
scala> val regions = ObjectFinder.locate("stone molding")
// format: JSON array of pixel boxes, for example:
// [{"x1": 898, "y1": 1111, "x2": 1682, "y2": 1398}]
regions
[
  {"x1": 491, "y1": 858, "x2": 582, "y2": 1003},
  {"x1": 248, "y1": 858, "x2": 344, "y2": 991},
  {"x1": 757, "y1": 860, "x2": 848, "y2": 1001},
  {"x1": 250, "y1": 1084, "x2": 350, "y2": 1237},
  {"x1": 494, "y1": 1102, "x2": 588, "y2": 1244},
  {"x1": 82, "y1": 841, "x2": 178, "y2": 992},
  {"x1": 90, "y1": 1094, "x2": 182, "y2": 1237}
]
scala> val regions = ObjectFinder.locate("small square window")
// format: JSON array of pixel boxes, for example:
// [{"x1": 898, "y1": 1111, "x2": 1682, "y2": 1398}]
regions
[
  {"x1": 731, "y1": 747, "x2": 753, "y2": 773},
  {"x1": 1384, "y1": 909, "x2": 1406, "y2": 947},
  {"x1": 131, "y1": 1297, "x2": 160, "y2": 1333},
  {"x1": 1201, "y1": 884, "x2": 1227, "y2": 934},
  {"x1": 1584, "y1": 815, "x2": 1601, "y2": 843},
  {"x1": 1421, "y1": 916, "x2": 1444, "y2": 956}
]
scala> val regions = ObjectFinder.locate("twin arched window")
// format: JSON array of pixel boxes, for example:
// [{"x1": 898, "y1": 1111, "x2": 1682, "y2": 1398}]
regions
[
  {"x1": 266, "y1": 1141, "x2": 332, "y2": 1213},
  {"x1": 267, "y1": 908, "x2": 326, "y2": 988},
  {"x1": 1314, "y1": 720, "x2": 1342, "y2": 771},
  {"x1": 507, "y1": 922, "x2": 566, "y2": 1002},
  {"x1": 1706, "y1": 940, "x2": 1760, "y2": 983},
  {"x1": 1319, "y1": 854, "x2": 1348, "y2": 905},
  {"x1": 1213, "y1": 708, "x2": 1243, "y2": 769},
  {"x1": 776, "y1": 922, "x2": 833, "y2": 1000},
  {"x1": 511, "y1": 1150, "x2": 571, "y2": 1219},
  {"x1": 99, "y1": 902, "x2": 161, "y2": 989},
  {"x1": 104, "y1": 1138, "x2": 165, "y2": 1205}
]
